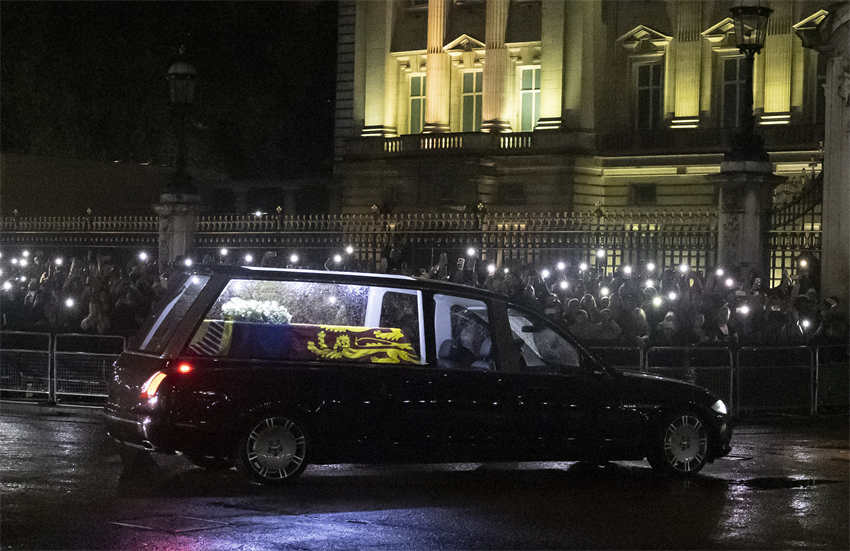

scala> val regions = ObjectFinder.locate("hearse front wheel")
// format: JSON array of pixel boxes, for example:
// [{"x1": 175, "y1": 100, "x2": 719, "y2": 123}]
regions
[
  {"x1": 236, "y1": 414, "x2": 309, "y2": 484},
  {"x1": 647, "y1": 411, "x2": 709, "y2": 476}
]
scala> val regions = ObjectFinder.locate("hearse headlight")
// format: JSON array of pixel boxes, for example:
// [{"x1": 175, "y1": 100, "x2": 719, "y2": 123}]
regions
[{"x1": 711, "y1": 399, "x2": 728, "y2": 415}]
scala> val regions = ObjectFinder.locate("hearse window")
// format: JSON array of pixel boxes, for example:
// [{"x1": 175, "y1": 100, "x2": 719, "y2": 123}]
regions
[
  {"x1": 137, "y1": 275, "x2": 210, "y2": 354},
  {"x1": 508, "y1": 308, "x2": 579, "y2": 374},
  {"x1": 185, "y1": 279, "x2": 423, "y2": 364},
  {"x1": 433, "y1": 294, "x2": 493, "y2": 370}
]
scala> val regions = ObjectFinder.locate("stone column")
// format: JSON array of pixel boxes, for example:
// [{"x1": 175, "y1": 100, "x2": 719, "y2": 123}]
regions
[
  {"x1": 362, "y1": 1, "x2": 393, "y2": 136},
  {"x1": 672, "y1": 6, "x2": 701, "y2": 125},
  {"x1": 154, "y1": 191, "x2": 201, "y2": 272},
  {"x1": 710, "y1": 164, "x2": 784, "y2": 278},
  {"x1": 795, "y1": 3, "x2": 850, "y2": 313},
  {"x1": 537, "y1": 0, "x2": 565, "y2": 130},
  {"x1": 481, "y1": 0, "x2": 511, "y2": 132},
  {"x1": 761, "y1": 4, "x2": 793, "y2": 124},
  {"x1": 424, "y1": 0, "x2": 450, "y2": 133}
]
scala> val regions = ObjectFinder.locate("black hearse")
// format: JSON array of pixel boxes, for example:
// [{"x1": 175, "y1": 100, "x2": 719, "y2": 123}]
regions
[{"x1": 105, "y1": 266, "x2": 732, "y2": 484}]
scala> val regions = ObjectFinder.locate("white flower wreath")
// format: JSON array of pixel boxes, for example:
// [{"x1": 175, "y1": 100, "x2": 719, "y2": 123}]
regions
[{"x1": 222, "y1": 297, "x2": 292, "y2": 324}]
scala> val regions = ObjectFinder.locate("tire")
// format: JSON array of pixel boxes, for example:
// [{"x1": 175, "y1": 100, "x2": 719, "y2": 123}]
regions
[
  {"x1": 236, "y1": 414, "x2": 309, "y2": 484},
  {"x1": 647, "y1": 411, "x2": 709, "y2": 476},
  {"x1": 186, "y1": 455, "x2": 233, "y2": 471}
]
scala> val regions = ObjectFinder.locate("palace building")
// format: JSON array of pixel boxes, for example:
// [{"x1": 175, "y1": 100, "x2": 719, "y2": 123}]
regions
[{"x1": 332, "y1": 0, "x2": 827, "y2": 213}]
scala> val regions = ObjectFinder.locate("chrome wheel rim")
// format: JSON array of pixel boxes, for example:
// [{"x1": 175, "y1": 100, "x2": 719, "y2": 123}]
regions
[
  {"x1": 663, "y1": 414, "x2": 707, "y2": 473},
  {"x1": 246, "y1": 417, "x2": 306, "y2": 480}
]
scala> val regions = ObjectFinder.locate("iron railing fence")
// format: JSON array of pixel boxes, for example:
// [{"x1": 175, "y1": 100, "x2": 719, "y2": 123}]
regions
[
  {"x1": 768, "y1": 172, "x2": 823, "y2": 288},
  {"x1": 192, "y1": 209, "x2": 718, "y2": 275},
  {"x1": 1, "y1": 209, "x2": 717, "y2": 274}
]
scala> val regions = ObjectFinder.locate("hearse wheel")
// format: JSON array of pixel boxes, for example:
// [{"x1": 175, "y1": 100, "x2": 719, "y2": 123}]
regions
[
  {"x1": 236, "y1": 414, "x2": 309, "y2": 484},
  {"x1": 647, "y1": 411, "x2": 709, "y2": 476}
]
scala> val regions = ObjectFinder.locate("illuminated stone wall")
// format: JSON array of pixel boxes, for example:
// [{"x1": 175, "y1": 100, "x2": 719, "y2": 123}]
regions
[{"x1": 335, "y1": 0, "x2": 828, "y2": 213}]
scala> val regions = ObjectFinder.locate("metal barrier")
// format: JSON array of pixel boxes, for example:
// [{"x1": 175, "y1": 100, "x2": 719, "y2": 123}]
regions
[
  {"x1": 53, "y1": 333, "x2": 125, "y2": 401},
  {"x1": 646, "y1": 346, "x2": 735, "y2": 414},
  {"x1": 587, "y1": 346, "x2": 643, "y2": 372},
  {"x1": 0, "y1": 331, "x2": 52, "y2": 399},
  {"x1": 737, "y1": 346, "x2": 815, "y2": 415},
  {"x1": 815, "y1": 344, "x2": 850, "y2": 413}
]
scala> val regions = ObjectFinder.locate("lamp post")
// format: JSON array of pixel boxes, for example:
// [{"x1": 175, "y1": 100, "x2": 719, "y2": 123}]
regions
[
  {"x1": 166, "y1": 46, "x2": 197, "y2": 194},
  {"x1": 155, "y1": 45, "x2": 201, "y2": 274},
  {"x1": 709, "y1": 1, "x2": 783, "y2": 280},
  {"x1": 727, "y1": 1, "x2": 772, "y2": 162}
]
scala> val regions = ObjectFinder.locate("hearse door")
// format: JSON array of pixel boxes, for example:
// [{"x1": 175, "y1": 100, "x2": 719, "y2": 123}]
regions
[
  {"x1": 501, "y1": 306, "x2": 609, "y2": 459},
  {"x1": 413, "y1": 293, "x2": 513, "y2": 461}
]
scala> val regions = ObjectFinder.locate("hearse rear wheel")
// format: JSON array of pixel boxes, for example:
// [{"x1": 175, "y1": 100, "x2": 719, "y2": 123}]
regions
[
  {"x1": 647, "y1": 411, "x2": 709, "y2": 476},
  {"x1": 236, "y1": 414, "x2": 309, "y2": 485}
]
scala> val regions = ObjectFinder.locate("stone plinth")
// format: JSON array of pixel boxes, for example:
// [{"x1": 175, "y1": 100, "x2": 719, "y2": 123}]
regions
[
  {"x1": 153, "y1": 192, "x2": 201, "y2": 271},
  {"x1": 709, "y1": 160, "x2": 784, "y2": 278}
]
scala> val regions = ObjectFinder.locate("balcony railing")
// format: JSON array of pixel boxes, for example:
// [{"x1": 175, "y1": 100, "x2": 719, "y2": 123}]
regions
[{"x1": 347, "y1": 124, "x2": 823, "y2": 159}]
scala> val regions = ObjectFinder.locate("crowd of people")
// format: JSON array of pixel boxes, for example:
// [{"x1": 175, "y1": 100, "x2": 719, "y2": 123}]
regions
[
  {"x1": 0, "y1": 250, "x2": 163, "y2": 336},
  {"x1": 396, "y1": 250, "x2": 847, "y2": 348},
  {"x1": 1, "y1": 247, "x2": 846, "y2": 348}
]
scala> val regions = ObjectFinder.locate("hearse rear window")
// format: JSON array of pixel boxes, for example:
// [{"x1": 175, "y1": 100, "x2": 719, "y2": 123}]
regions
[
  {"x1": 185, "y1": 279, "x2": 425, "y2": 364},
  {"x1": 137, "y1": 275, "x2": 210, "y2": 354}
]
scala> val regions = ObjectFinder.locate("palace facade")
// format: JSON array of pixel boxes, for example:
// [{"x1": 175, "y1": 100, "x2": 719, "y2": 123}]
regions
[{"x1": 332, "y1": 0, "x2": 827, "y2": 213}]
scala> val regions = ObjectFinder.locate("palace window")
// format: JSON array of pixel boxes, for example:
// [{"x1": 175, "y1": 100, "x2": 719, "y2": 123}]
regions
[
  {"x1": 630, "y1": 183, "x2": 657, "y2": 206},
  {"x1": 635, "y1": 63, "x2": 663, "y2": 130},
  {"x1": 721, "y1": 56, "x2": 746, "y2": 128},
  {"x1": 462, "y1": 71, "x2": 483, "y2": 132},
  {"x1": 520, "y1": 67, "x2": 541, "y2": 131},
  {"x1": 409, "y1": 74, "x2": 426, "y2": 134}
]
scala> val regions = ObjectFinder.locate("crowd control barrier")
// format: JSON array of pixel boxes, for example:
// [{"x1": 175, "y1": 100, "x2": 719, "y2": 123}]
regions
[
  {"x1": 645, "y1": 346, "x2": 735, "y2": 414},
  {"x1": 737, "y1": 346, "x2": 815, "y2": 415},
  {"x1": 814, "y1": 345, "x2": 850, "y2": 413},
  {"x1": 1, "y1": 331, "x2": 846, "y2": 413},
  {"x1": 53, "y1": 333, "x2": 125, "y2": 401},
  {"x1": 0, "y1": 331, "x2": 52, "y2": 399}
]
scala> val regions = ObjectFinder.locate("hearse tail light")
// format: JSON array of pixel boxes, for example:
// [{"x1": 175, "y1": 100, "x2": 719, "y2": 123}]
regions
[
  {"x1": 177, "y1": 363, "x2": 194, "y2": 374},
  {"x1": 140, "y1": 371, "x2": 167, "y2": 400}
]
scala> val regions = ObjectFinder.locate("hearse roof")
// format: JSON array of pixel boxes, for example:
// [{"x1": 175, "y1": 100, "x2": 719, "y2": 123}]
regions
[{"x1": 192, "y1": 265, "x2": 506, "y2": 300}]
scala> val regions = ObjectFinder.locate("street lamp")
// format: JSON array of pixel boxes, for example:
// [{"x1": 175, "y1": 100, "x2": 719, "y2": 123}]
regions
[
  {"x1": 166, "y1": 46, "x2": 198, "y2": 194},
  {"x1": 728, "y1": 1, "x2": 772, "y2": 161}
]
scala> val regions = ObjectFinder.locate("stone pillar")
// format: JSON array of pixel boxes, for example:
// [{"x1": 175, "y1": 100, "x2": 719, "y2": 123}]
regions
[
  {"x1": 481, "y1": 0, "x2": 511, "y2": 132},
  {"x1": 536, "y1": 0, "x2": 565, "y2": 130},
  {"x1": 424, "y1": 0, "x2": 450, "y2": 133},
  {"x1": 362, "y1": 1, "x2": 393, "y2": 137},
  {"x1": 383, "y1": 56, "x2": 399, "y2": 136},
  {"x1": 761, "y1": 5, "x2": 793, "y2": 124},
  {"x1": 795, "y1": 3, "x2": 850, "y2": 313},
  {"x1": 672, "y1": 6, "x2": 701, "y2": 125},
  {"x1": 709, "y1": 162, "x2": 784, "y2": 278},
  {"x1": 154, "y1": 192, "x2": 201, "y2": 272}
]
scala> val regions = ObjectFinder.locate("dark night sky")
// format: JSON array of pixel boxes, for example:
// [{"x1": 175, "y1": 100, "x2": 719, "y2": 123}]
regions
[{"x1": 1, "y1": 1, "x2": 338, "y2": 183}]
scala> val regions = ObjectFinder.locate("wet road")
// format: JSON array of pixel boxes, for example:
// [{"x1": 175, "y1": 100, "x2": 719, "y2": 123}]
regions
[{"x1": 1, "y1": 402, "x2": 848, "y2": 550}]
